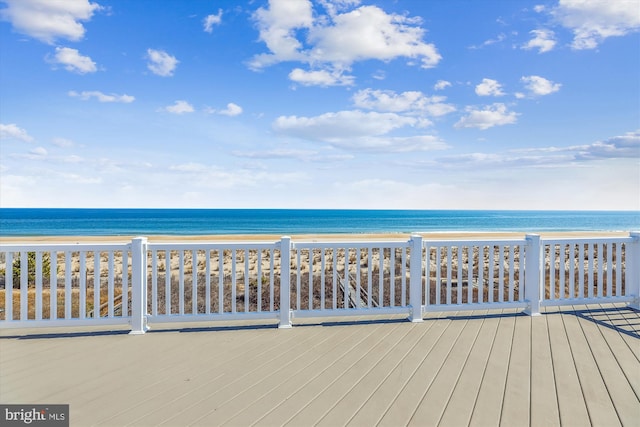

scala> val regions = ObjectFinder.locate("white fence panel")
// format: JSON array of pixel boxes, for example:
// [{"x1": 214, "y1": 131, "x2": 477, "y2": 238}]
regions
[
  {"x1": 0, "y1": 243, "x2": 131, "y2": 328},
  {"x1": 423, "y1": 239, "x2": 528, "y2": 312}
]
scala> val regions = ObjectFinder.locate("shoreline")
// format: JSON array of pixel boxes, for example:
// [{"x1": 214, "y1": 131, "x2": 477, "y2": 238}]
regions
[{"x1": 0, "y1": 230, "x2": 632, "y2": 244}]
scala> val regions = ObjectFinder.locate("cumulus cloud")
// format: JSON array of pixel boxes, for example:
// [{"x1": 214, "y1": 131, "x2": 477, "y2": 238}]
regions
[
  {"x1": 219, "y1": 103, "x2": 243, "y2": 116},
  {"x1": 68, "y1": 90, "x2": 135, "y2": 103},
  {"x1": 273, "y1": 110, "x2": 448, "y2": 152},
  {"x1": 434, "y1": 80, "x2": 451, "y2": 90},
  {"x1": 146, "y1": 49, "x2": 178, "y2": 77},
  {"x1": 0, "y1": 0, "x2": 101, "y2": 44},
  {"x1": 521, "y1": 75, "x2": 561, "y2": 96},
  {"x1": 475, "y1": 78, "x2": 505, "y2": 97},
  {"x1": 454, "y1": 103, "x2": 518, "y2": 130},
  {"x1": 522, "y1": 29, "x2": 556, "y2": 53},
  {"x1": 50, "y1": 47, "x2": 97, "y2": 74},
  {"x1": 161, "y1": 100, "x2": 194, "y2": 114},
  {"x1": 250, "y1": 1, "x2": 441, "y2": 86},
  {"x1": 552, "y1": 0, "x2": 640, "y2": 49},
  {"x1": 0, "y1": 123, "x2": 34, "y2": 142},
  {"x1": 352, "y1": 89, "x2": 455, "y2": 117},
  {"x1": 289, "y1": 68, "x2": 355, "y2": 87},
  {"x1": 203, "y1": 9, "x2": 222, "y2": 33}
]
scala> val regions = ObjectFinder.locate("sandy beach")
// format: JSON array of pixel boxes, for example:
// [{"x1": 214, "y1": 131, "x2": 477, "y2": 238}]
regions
[{"x1": 0, "y1": 230, "x2": 631, "y2": 244}]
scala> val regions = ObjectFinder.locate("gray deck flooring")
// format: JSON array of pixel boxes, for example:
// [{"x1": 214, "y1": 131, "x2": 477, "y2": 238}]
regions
[{"x1": 1, "y1": 304, "x2": 638, "y2": 426}]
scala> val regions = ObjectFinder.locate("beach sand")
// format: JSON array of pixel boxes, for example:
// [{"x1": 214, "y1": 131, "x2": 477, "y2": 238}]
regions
[{"x1": 0, "y1": 230, "x2": 630, "y2": 244}]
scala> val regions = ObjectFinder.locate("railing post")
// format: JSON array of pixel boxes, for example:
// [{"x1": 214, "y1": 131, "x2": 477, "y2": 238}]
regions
[
  {"x1": 524, "y1": 234, "x2": 542, "y2": 316},
  {"x1": 279, "y1": 236, "x2": 292, "y2": 328},
  {"x1": 130, "y1": 237, "x2": 149, "y2": 334},
  {"x1": 629, "y1": 232, "x2": 640, "y2": 310},
  {"x1": 409, "y1": 235, "x2": 424, "y2": 322}
]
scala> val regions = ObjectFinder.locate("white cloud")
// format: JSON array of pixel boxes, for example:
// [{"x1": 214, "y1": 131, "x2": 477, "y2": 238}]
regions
[
  {"x1": 434, "y1": 80, "x2": 451, "y2": 91},
  {"x1": 274, "y1": 110, "x2": 417, "y2": 140},
  {"x1": 219, "y1": 103, "x2": 243, "y2": 116},
  {"x1": 161, "y1": 100, "x2": 194, "y2": 114},
  {"x1": 352, "y1": 89, "x2": 455, "y2": 117},
  {"x1": 552, "y1": 0, "x2": 640, "y2": 49},
  {"x1": 51, "y1": 47, "x2": 97, "y2": 74},
  {"x1": 27, "y1": 146, "x2": 48, "y2": 159},
  {"x1": 475, "y1": 78, "x2": 505, "y2": 97},
  {"x1": 203, "y1": 9, "x2": 222, "y2": 33},
  {"x1": 232, "y1": 148, "x2": 354, "y2": 162},
  {"x1": 273, "y1": 110, "x2": 448, "y2": 152},
  {"x1": 521, "y1": 75, "x2": 561, "y2": 96},
  {"x1": 428, "y1": 130, "x2": 640, "y2": 169},
  {"x1": 52, "y1": 137, "x2": 75, "y2": 147},
  {"x1": 522, "y1": 29, "x2": 556, "y2": 53},
  {"x1": 0, "y1": 0, "x2": 101, "y2": 44},
  {"x1": 68, "y1": 90, "x2": 135, "y2": 103},
  {"x1": 454, "y1": 103, "x2": 518, "y2": 130},
  {"x1": 0, "y1": 123, "x2": 34, "y2": 142},
  {"x1": 289, "y1": 68, "x2": 355, "y2": 87},
  {"x1": 250, "y1": 1, "x2": 441, "y2": 86},
  {"x1": 146, "y1": 49, "x2": 178, "y2": 77},
  {"x1": 469, "y1": 33, "x2": 506, "y2": 49}
]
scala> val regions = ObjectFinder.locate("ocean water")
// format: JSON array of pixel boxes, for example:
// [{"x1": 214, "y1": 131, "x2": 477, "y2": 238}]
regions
[{"x1": 0, "y1": 209, "x2": 638, "y2": 236}]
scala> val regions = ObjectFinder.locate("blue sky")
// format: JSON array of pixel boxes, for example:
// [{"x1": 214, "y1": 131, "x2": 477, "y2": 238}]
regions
[{"x1": 1, "y1": 0, "x2": 638, "y2": 210}]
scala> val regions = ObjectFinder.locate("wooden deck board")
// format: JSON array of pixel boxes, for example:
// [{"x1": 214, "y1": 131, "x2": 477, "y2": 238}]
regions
[
  {"x1": 468, "y1": 309, "x2": 517, "y2": 427},
  {"x1": 437, "y1": 311, "x2": 500, "y2": 427},
  {"x1": 1, "y1": 305, "x2": 638, "y2": 427},
  {"x1": 499, "y1": 313, "x2": 532, "y2": 427},
  {"x1": 529, "y1": 308, "x2": 561, "y2": 427},
  {"x1": 561, "y1": 305, "x2": 621, "y2": 426}
]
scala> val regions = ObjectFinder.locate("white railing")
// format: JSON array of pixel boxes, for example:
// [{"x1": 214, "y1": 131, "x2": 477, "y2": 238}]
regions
[
  {"x1": 421, "y1": 238, "x2": 528, "y2": 312},
  {"x1": 1, "y1": 233, "x2": 638, "y2": 333},
  {"x1": 0, "y1": 242, "x2": 132, "y2": 328}
]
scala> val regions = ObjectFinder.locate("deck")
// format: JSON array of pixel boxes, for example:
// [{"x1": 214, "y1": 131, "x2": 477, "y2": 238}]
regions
[{"x1": 1, "y1": 304, "x2": 638, "y2": 427}]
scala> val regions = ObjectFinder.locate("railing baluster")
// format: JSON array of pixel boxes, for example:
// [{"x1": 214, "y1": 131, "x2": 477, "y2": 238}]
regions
[
  {"x1": 378, "y1": 248, "x2": 383, "y2": 308},
  {"x1": 296, "y1": 249, "x2": 301, "y2": 311},
  {"x1": 597, "y1": 243, "x2": 603, "y2": 298},
  {"x1": 446, "y1": 246, "x2": 452, "y2": 305},
  {"x1": 206, "y1": 250, "x2": 211, "y2": 314},
  {"x1": 5, "y1": 253, "x2": 13, "y2": 321},
  {"x1": 321, "y1": 249, "x2": 326, "y2": 310},
  {"x1": 35, "y1": 251, "x2": 43, "y2": 320},
  {"x1": 92, "y1": 252, "x2": 99, "y2": 319},
  {"x1": 231, "y1": 249, "x2": 236, "y2": 313},
  {"x1": 108, "y1": 251, "x2": 114, "y2": 317},
  {"x1": 244, "y1": 249, "x2": 249, "y2": 312},
  {"x1": 79, "y1": 252, "x2": 85, "y2": 319},
  {"x1": 20, "y1": 252, "x2": 28, "y2": 320},
  {"x1": 218, "y1": 250, "x2": 224, "y2": 314},
  {"x1": 309, "y1": 249, "x2": 314, "y2": 310},
  {"x1": 606, "y1": 243, "x2": 613, "y2": 297},
  {"x1": 499, "y1": 245, "x2": 505, "y2": 303},
  {"x1": 193, "y1": 249, "x2": 199, "y2": 315},
  {"x1": 508, "y1": 246, "x2": 515, "y2": 302},
  {"x1": 122, "y1": 251, "x2": 128, "y2": 318},
  {"x1": 615, "y1": 243, "x2": 622, "y2": 296},
  {"x1": 257, "y1": 250, "x2": 262, "y2": 313},
  {"x1": 64, "y1": 251, "x2": 71, "y2": 319},
  {"x1": 179, "y1": 250, "x2": 185, "y2": 315},
  {"x1": 165, "y1": 250, "x2": 171, "y2": 315},
  {"x1": 151, "y1": 250, "x2": 158, "y2": 316},
  {"x1": 367, "y1": 248, "x2": 372, "y2": 308},
  {"x1": 269, "y1": 248, "x2": 274, "y2": 312}
]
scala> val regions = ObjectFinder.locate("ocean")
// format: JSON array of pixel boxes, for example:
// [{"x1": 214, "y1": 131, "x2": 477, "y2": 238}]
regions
[{"x1": 0, "y1": 209, "x2": 638, "y2": 236}]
